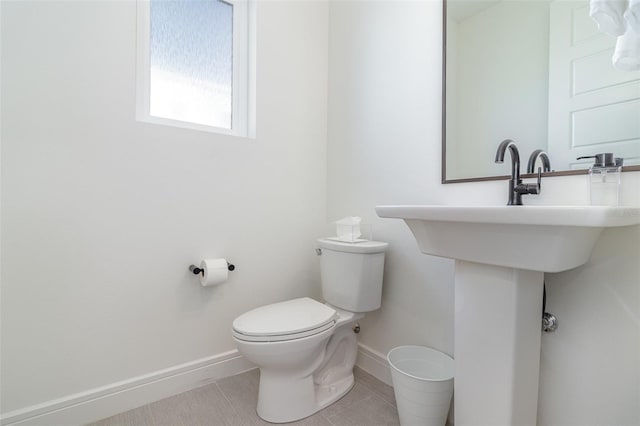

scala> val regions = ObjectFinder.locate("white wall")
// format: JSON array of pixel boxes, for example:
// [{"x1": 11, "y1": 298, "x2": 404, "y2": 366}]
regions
[
  {"x1": 328, "y1": 0, "x2": 455, "y2": 356},
  {"x1": 1, "y1": 0, "x2": 328, "y2": 417},
  {"x1": 327, "y1": 1, "x2": 640, "y2": 425}
]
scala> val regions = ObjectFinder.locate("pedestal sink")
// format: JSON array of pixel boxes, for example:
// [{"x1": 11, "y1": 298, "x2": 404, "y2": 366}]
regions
[{"x1": 375, "y1": 205, "x2": 640, "y2": 425}]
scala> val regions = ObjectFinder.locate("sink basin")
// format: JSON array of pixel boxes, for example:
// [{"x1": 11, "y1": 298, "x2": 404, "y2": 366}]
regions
[
  {"x1": 375, "y1": 205, "x2": 640, "y2": 272},
  {"x1": 376, "y1": 204, "x2": 640, "y2": 425}
]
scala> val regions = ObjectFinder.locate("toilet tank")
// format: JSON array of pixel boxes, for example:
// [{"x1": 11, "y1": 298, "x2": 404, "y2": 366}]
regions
[{"x1": 317, "y1": 238, "x2": 389, "y2": 312}]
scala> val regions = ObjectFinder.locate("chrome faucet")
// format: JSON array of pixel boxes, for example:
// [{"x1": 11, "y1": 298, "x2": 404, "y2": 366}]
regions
[
  {"x1": 527, "y1": 149, "x2": 551, "y2": 174},
  {"x1": 494, "y1": 139, "x2": 541, "y2": 205}
]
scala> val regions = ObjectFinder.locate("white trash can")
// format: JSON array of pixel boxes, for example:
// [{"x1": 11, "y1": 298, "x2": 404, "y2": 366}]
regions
[{"x1": 387, "y1": 346, "x2": 454, "y2": 426}]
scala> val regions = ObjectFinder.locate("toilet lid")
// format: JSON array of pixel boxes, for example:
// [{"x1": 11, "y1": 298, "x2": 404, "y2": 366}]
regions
[{"x1": 233, "y1": 297, "x2": 338, "y2": 338}]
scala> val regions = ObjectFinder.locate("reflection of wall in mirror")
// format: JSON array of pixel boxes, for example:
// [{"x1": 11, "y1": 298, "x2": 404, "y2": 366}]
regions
[
  {"x1": 447, "y1": 1, "x2": 550, "y2": 179},
  {"x1": 445, "y1": 11, "x2": 459, "y2": 178}
]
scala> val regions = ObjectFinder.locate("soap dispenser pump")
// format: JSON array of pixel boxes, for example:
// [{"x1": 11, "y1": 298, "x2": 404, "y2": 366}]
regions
[{"x1": 576, "y1": 153, "x2": 623, "y2": 206}]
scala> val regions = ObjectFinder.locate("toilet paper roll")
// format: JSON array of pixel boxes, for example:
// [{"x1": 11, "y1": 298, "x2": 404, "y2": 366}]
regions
[{"x1": 200, "y1": 258, "x2": 229, "y2": 287}]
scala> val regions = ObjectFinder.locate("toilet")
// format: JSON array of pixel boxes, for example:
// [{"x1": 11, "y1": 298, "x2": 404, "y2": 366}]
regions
[{"x1": 232, "y1": 238, "x2": 388, "y2": 423}]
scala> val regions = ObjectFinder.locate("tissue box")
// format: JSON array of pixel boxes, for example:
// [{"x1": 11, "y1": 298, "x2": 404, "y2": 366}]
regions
[{"x1": 335, "y1": 216, "x2": 362, "y2": 242}]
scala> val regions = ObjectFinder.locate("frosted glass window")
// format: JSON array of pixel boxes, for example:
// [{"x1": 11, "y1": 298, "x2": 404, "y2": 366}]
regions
[{"x1": 149, "y1": 0, "x2": 233, "y2": 129}]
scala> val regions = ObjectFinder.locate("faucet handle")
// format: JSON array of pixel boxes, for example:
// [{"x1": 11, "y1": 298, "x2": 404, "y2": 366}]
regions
[
  {"x1": 516, "y1": 167, "x2": 542, "y2": 195},
  {"x1": 533, "y1": 167, "x2": 542, "y2": 194}
]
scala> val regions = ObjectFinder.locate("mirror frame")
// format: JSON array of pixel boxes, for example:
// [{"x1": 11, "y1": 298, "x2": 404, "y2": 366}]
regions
[{"x1": 441, "y1": 0, "x2": 640, "y2": 184}]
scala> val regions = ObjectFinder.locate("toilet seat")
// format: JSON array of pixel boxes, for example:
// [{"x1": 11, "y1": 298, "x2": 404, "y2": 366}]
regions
[
  {"x1": 233, "y1": 321, "x2": 336, "y2": 342},
  {"x1": 232, "y1": 297, "x2": 338, "y2": 343}
]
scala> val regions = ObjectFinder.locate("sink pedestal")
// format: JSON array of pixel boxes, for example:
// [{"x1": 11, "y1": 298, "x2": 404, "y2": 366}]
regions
[{"x1": 455, "y1": 261, "x2": 544, "y2": 425}]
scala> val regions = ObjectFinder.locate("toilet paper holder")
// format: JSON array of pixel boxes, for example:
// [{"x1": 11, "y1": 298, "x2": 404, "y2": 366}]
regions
[{"x1": 189, "y1": 262, "x2": 235, "y2": 276}]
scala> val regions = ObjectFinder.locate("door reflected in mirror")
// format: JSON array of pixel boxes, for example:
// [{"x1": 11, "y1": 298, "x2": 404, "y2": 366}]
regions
[{"x1": 443, "y1": 0, "x2": 640, "y2": 182}]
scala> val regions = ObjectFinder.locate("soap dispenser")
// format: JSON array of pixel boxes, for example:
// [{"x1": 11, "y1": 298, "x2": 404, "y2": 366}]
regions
[{"x1": 577, "y1": 153, "x2": 623, "y2": 206}]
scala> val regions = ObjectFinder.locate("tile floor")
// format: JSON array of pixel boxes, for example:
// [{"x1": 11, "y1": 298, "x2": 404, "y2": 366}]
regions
[{"x1": 88, "y1": 367, "x2": 400, "y2": 426}]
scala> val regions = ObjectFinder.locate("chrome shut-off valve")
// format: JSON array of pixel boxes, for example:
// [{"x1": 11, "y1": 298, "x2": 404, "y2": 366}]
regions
[{"x1": 542, "y1": 313, "x2": 558, "y2": 332}]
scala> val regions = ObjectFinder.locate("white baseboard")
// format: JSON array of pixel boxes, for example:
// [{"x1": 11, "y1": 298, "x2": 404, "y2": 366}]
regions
[
  {"x1": 2, "y1": 343, "x2": 392, "y2": 426},
  {"x1": 355, "y1": 343, "x2": 392, "y2": 386},
  {"x1": 1, "y1": 350, "x2": 255, "y2": 426}
]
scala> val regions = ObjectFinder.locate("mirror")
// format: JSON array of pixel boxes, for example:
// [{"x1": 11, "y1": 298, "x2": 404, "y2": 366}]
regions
[{"x1": 443, "y1": 0, "x2": 640, "y2": 183}]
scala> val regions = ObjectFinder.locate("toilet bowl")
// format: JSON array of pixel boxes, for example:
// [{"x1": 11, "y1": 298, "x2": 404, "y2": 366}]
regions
[
  {"x1": 232, "y1": 238, "x2": 388, "y2": 423},
  {"x1": 233, "y1": 298, "x2": 364, "y2": 423}
]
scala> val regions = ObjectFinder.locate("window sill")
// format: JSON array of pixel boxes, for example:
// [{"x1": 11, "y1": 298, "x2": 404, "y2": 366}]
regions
[{"x1": 137, "y1": 114, "x2": 254, "y2": 139}]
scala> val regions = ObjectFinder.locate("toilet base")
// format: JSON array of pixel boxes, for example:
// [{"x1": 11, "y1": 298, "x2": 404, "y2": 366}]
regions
[
  {"x1": 315, "y1": 373, "x2": 355, "y2": 410},
  {"x1": 257, "y1": 370, "x2": 355, "y2": 423},
  {"x1": 255, "y1": 315, "x2": 361, "y2": 423}
]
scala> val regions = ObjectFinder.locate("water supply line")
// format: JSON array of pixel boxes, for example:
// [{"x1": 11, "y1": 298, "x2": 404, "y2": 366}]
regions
[{"x1": 542, "y1": 283, "x2": 558, "y2": 332}]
